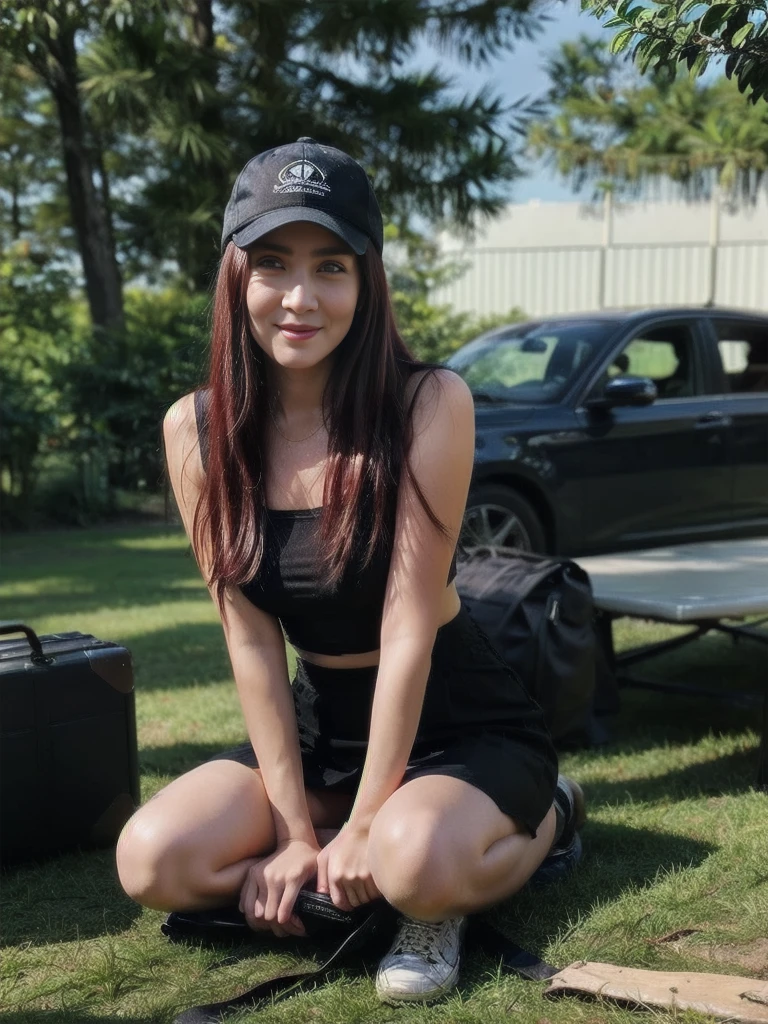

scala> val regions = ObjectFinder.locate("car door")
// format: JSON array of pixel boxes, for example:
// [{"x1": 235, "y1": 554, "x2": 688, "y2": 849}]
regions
[
  {"x1": 575, "y1": 317, "x2": 733, "y2": 551},
  {"x1": 707, "y1": 316, "x2": 768, "y2": 526}
]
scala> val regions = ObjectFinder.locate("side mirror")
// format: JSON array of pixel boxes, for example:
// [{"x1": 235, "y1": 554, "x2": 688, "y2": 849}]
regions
[
  {"x1": 520, "y1": 337, "x2": 548, "y2": 354},
  {"x1": 587, "y1": 375, "x2": 658, "y2": 409}
]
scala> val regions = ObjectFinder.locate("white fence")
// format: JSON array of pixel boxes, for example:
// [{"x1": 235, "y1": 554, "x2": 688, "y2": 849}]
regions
[
  {"x1": 431, "y1": 193, "x2": 768, "y2": 318},
  {"x1": 431, "y1": 239, "x2": 768, "y2": 318}
]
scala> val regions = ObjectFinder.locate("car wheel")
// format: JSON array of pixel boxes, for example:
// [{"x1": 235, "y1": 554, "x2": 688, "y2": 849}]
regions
[{"x1": 461, "y1": 484, "x2": 547, "y2": 556}]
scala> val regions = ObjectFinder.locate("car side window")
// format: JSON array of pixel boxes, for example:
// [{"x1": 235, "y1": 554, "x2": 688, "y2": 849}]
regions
[
  {"x1": 714, "y1": 320, "x2": 768, "y2": 395},
  {"x1": 611, "y1": 324, "x2": 700, "y2": 400}
]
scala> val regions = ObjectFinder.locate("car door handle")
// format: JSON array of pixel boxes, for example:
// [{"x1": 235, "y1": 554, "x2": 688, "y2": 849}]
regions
[{"x1": 695, "y1": 411, "x2": 733, "y2": 429}]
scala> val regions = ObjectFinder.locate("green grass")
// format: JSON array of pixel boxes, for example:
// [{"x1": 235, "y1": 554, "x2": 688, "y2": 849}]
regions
[{"x1": 1, "y1": 524, "x2": 766, "y2": 1024}]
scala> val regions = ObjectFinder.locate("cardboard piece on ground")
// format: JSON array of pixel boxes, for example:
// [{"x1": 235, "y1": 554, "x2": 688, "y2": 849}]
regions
[{"x1": 545, "y1": 961, "x2": 768, "y2": 1023}]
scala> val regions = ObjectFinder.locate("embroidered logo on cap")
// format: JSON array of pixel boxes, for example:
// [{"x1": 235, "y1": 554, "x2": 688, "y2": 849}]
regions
[{"x1": 274, "y1": 160, "x2": 331, "y2": 196}]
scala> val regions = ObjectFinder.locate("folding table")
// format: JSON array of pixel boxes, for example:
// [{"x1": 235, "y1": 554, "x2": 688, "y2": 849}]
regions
[{"x1": 575, "y1": 539, "x2": 768, "y2": 789}]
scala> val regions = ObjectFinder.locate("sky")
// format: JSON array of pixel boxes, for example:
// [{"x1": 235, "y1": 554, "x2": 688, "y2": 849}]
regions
[{"x1": 411, "y1": 0, "x2": 606, "y2": 203}]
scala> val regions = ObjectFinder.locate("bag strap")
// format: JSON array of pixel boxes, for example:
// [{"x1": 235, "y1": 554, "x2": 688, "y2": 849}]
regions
[
  {"x1": 164, "y1": 908, "x2": 556, "y2": 1023},
  {"x1": 469, "y1": 919, "x2": 558, "y2": 981},
  {"x1": 167, "y1": 903, "x2": 392, "y2": 1024}
]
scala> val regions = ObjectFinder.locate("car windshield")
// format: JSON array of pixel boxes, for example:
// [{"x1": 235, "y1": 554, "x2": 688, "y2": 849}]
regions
[{"x1": 446, "y1": 321, "x2": 619, "y2": 404}]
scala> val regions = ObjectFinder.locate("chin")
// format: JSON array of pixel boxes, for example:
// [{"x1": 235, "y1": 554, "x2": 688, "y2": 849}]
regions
[{"x1": 270, "y1": 347, "x2": 331, "y2": 370}]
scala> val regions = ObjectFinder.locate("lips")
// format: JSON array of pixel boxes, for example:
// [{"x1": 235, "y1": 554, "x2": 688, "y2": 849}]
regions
[{"x1": 278, "y1": 324, "x2": 321, "y2": 340}]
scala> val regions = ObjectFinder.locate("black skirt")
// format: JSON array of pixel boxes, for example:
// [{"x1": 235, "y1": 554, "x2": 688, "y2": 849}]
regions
[{"x1": 207, "y1": 603, "x2": 558, "y2": 837}]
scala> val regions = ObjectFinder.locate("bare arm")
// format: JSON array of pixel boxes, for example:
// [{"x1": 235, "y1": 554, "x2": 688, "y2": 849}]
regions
[
  {"x1": 348, "y1": 370, "x2": 475, "y2": 829},
  {"x1": 163, "y1": 394, "x2": 316, "y2": 849}
]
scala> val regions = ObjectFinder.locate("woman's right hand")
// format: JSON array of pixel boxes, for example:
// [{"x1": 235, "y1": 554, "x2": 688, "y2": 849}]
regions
[{"x1": 239, "y1": 838, "x2": 319, "y2": 938}]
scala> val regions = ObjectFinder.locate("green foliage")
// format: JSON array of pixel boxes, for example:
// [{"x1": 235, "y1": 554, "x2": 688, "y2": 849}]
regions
[
  {"x1": 2, "y1": 0, "x2": 546, "y2": 296},
  {"x1": 394, "y1": 287, "x2": 524, "y2": 364},
  {"x1": 0, "y1": 246, "x2": 207, "y2": 528},
  {"x1": 0, "y1": 245, "x2": 82, "y2": 527},
  {"x1": 582, "y1": 0, "x2": 768, "y2": 103},
  {"x1": 63, "y1": 287, "x2": 208, "y2": 495},
  {"x1": 529, "y1": 35, "x2": 768, "y2": 198},
  {"x1": 386, "y1": 226, "x2": 525, "y2": 362}
]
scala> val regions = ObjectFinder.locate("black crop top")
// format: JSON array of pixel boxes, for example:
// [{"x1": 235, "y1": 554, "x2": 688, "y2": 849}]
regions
[{"x1": 193, "y1": 389, "x2": 457, "y2": 655}]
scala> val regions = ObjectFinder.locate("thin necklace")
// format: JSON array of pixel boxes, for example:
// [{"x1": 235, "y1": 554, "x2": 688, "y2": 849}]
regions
[{"x1": 268, "y1": 404, "x2": 325, "y2": 443}]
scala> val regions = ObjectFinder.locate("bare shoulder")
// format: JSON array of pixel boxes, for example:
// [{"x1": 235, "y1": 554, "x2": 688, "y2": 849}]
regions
[
  {"x1": 405, "y1": 367, "x2": 474, "y2": 433},
  {"x1": 163, "y1": 392, "x2": 205, "y2": 509},
  {"x1": 163, "y1": 391, "x2": 197, "y2": 446}
]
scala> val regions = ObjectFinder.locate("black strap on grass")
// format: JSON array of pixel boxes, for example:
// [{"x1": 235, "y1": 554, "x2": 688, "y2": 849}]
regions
[{"x1": 163, "y1": 905, "x2": 557, "y2": 1024}]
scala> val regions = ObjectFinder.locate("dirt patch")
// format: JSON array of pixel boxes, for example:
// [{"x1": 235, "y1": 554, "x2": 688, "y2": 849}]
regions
[{"x1": 698, "y1": 937, "x2": 768, "y2": 977}]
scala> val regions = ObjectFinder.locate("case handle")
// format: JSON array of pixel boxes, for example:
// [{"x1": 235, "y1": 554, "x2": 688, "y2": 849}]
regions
[{"x1": 0, "y1": 621, "x2": 53, "y2": 665}]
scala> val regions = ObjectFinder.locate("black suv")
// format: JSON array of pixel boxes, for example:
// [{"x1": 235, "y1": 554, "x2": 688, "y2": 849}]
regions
[{"x1": 446, "y1": 307, "x2": 768, "y2": 556}]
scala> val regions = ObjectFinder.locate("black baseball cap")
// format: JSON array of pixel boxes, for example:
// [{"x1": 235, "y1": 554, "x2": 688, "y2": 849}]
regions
[{"x1": 221, "y1": 138, "x2": 383, "y2": 255}]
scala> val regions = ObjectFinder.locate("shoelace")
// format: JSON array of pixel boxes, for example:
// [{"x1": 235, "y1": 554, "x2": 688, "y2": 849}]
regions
[{"x1": 392, "y1": 917, "x2": 450, "y2": 965}]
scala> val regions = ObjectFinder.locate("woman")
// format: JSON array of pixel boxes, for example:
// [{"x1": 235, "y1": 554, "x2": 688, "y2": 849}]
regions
[{"x1": 116, "y1": 137, "x2": 584, "y2": 1004}]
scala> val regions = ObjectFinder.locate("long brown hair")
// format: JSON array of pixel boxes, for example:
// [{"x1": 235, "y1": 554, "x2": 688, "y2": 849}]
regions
[{"x1": 193, "y1": 240, "x2": 447, "y2": 617}]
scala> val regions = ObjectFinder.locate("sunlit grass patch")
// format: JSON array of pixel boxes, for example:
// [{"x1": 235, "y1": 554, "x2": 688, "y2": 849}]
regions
[{"x1": 1, "y1": 522, "x2": 765, "y2": 1023}]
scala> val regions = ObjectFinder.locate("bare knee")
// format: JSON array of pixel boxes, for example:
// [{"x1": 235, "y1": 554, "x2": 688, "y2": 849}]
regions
[
  {"x1": 116, "y1": 810, "x2": 201, "y2": 911},
  {"x1": 115, "y1": 763, "x2": 275, "y2": 911},
  {"x1": 369, "y1": 810, "x2": 458, "y2": 920}
]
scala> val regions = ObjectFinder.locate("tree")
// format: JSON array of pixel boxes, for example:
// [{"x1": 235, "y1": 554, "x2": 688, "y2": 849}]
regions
[
  {"x1": 0, "y1": 1, "x2": 139, "y2": 331},
  {"x1": 528, "y1": 36, "x2": 768, "y2": 199},
  {"x1": 6, "y1": 1, "x2": 549, "y2": 298},
  {"x1": 581, "y1": 0, "x2": 768, "y2": 104}
]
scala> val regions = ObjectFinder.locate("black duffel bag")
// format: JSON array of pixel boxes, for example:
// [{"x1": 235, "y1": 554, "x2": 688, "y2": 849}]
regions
[{"x1": 455, "y1": 549, "x2": 610, "y2": 748}]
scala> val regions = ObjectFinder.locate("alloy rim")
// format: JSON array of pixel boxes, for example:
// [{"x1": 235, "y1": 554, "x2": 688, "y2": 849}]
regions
[{"x1": 460, "y1": 502, "x2": 532, "y2": 556}]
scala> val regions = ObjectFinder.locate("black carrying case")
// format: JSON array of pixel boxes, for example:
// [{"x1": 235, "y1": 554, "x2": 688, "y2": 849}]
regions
[{"x1": 0, "y1": 621, "x2": 140, "y2": 864}]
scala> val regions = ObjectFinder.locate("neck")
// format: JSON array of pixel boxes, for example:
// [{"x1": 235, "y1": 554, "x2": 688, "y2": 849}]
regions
[{"x1": 268, "y1": 362, "x2": 331, "y2": 418}]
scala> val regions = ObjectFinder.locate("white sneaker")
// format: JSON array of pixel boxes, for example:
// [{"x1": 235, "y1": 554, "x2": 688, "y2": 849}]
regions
[{"x1": 375, "y1": 914, "x2": 466, "y2": 1004}]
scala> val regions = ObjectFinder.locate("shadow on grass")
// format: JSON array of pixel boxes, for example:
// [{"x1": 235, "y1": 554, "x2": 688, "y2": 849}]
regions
[
  {"x1": 588, "y1": 746, "x2": 761, "y2": 807},
  {"x1": 3, "y1": 525, "x2": 205, "y2": 622},
  {"x1": 4, "y1": 576, "x2": 208, "y2": 624},
  {"x1": 128, "y1": 622, "x2": 230, "y2": 692},
  {"x1": 483, "y1": 819, "x2": 716, "y2": 969},
  {"x1": 139, "y1": 741, "x2": 243, "y2": 776},
  {"x1": 588, "y1": 681, "x2": 761, "y2": 756},
  {"x1": 1, "y1": 847, "x2": 141, "y2": 948},
  {"x1": 8, "y1": 1014, "x2": 158, "y2": 1024}
]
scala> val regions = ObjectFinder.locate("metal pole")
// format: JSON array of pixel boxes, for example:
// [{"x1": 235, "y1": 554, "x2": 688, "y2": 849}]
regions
[
  {"x1": 600, "y1": 190, "x2": 613, "y2": 309},
  {"x1": 707, "y1": 181, "x2": 720, "y2": 306}
]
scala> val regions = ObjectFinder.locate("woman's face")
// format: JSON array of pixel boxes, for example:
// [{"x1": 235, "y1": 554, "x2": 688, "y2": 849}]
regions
[{"x1": 246, "y1": 221, "x2": 361, "y2": 371}]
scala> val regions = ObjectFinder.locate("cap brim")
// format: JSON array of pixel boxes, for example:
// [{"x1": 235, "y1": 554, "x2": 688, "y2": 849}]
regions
[{"x1": 230, "y1": 208, "x2": 369, "y2": 255}]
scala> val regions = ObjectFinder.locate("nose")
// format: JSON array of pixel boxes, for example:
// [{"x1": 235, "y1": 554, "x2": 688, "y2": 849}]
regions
[{"x1": 283, "y1": 273, "x2": 319, "y2": 314}]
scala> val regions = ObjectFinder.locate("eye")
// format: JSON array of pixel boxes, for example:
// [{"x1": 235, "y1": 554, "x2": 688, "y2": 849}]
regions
[
  {"x1": 319, "y1": 261, "x2": 346, "y2": 274},
  {"x1": 255, "y1": 256, "x2": 284, "y2": 270}
]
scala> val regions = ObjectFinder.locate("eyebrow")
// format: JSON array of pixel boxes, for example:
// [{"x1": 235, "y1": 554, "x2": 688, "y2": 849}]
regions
[{"x1": 251, "y1": 242, "x2": 354, "y2": 257}]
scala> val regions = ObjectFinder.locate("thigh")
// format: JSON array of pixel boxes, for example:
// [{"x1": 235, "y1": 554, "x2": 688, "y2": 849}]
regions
[
  {"x1": 122, "y1": 759, "x2": 352, "y2": 867},
  {"x1": 373, "y1": 773, "x2": 521, "y2": 858}
]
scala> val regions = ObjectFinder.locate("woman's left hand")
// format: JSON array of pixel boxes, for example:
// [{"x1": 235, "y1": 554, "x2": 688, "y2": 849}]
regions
[{"x1": 315, "y1": 823, "x2": 381, "y2": 910}]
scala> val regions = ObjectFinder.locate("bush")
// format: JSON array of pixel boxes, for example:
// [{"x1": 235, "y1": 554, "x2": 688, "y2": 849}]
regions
[
  {"x1": 63, "y1": 287, "x2": 209, "y2": 495},
  {"x1": 0, "y1": 246, "x2": 84, "y2": 529},
  {"x1": 386, "y1": 227, "x2": 525, "y2": 362},
  {"x1": 1, "y1": 248, "x2": 208, "y2": 528}
]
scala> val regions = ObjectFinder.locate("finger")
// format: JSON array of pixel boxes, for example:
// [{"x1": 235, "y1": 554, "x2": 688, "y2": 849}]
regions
[
  {"x1": 249, "y1": 875, "x2": 266, "y2": 923},
  {"x1": 329, "y1": 878, "x2": 352, "y2": 911},
  {"x1": 238, "y1": 874, "x2": 250, "y2": 915},
  {"x1": 263, "y1": 879, "x2": 284, "y2": 926},
  {"x1": 315, "y1": 852, "x2": 329, "y2": 895},
  {"x1": 364, "y1": 877, "x2": 382, "y2": 903},
  {"x1": 345, "y1": 884, "x2": 362, "y2": 908},
  {"x1": 277, "y1": 876, "x2": 304, "y2": 927},
  {"x1": 241, "y1": 876, "x2": 261, "y2": 928}
]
